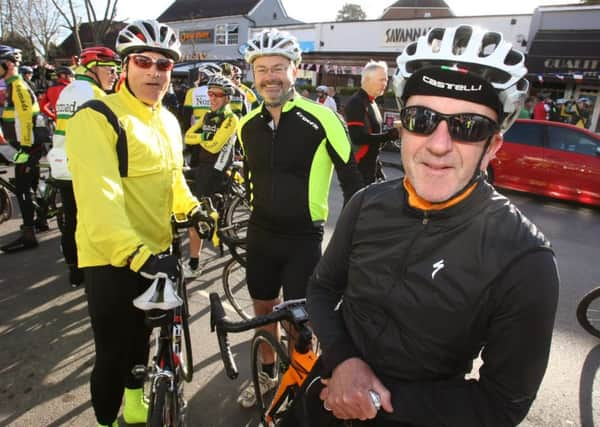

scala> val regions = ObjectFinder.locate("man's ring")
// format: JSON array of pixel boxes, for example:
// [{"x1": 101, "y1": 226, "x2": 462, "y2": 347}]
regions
[
  {"x1": 323, "y1": 401, "x2": 332, "y2": 411},
  {"x1": 369, "y1": 390, "x2": 382, "y2": 411}
]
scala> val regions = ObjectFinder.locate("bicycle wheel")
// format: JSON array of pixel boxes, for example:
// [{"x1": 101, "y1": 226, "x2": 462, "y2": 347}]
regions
[
  {"x1": 222, "y1": 257, "x2": 253, "y2": 320},
  {"x1": 251, "y1": 330, "x2": 292, "y2": 426},
  {"x1": 148, "y1": 376, "x2": 184, "y2": 427},
  {"x1": 176, "y1": 280, "x2": 194, "y2": 382},
  {"x1": 223, "y1": 194, "x2": 250, "y2": 242},
  {"x1": 577, "y1": 287, "x2": 600, "y2": 339},
  {"x1": 0, "y1": 186, "x2": 12, "y2": 223}
]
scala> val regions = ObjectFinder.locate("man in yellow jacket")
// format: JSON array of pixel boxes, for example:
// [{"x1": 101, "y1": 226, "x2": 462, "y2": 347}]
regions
[
  {"x1": 183, "y1": 74, "x2": 238, "y2": 277},
  {"x1": 65, "y1": 20, "x2": 199, "y2": 427},
  {"x1": 0, "y1": 45, "x2": 43, "y2": 252}
]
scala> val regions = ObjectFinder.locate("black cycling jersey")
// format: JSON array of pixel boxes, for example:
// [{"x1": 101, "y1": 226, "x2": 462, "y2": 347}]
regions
[
  {"x1": 238, "y1": 94, "x2": 363, "y2": 235},
  {"x1": 307, "y1": 178, "x2": 559, "y2": 426},
  {"x1": 345, "y1": 88, "x2": 396, "y2": 184}
]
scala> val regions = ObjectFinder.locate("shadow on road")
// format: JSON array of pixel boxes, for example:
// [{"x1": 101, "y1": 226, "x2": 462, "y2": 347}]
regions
[
  {"x1": 579, "y1": 343, "x2": 600, "y2": 427},
  {"x1": 0, "y1": 230, "x2": 94, "y2": 425}
]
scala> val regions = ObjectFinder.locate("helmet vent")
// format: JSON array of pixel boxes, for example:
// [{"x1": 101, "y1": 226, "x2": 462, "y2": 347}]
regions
[
  {"x1": 504, "y1": 49, "x2": 523, "y2": 66},
  {"x1": 427, "y1": 28, "x2": 446, "y2": 50},
  {"x1": 452, "y1": 26, "x2": 473, "y2": 55},
  {"x1": 479, "y1": 32, "x2": 501, "y2": 57}
]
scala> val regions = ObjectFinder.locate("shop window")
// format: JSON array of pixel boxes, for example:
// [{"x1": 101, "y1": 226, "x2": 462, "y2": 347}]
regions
[{"x1": 215, "y1": 24, "x2": 239, "y2": 45}]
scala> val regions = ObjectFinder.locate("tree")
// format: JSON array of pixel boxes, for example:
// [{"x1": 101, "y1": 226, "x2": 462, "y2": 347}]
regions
[
  {"x1": 10, "y1": 0, "x2": 63, "y2": 61},
  {"x1": 336, "y1": 3, "x2": 367, "y2": 21},
  {"x1": 49, "y1": 0, "x2": 119, "y2": 54}
]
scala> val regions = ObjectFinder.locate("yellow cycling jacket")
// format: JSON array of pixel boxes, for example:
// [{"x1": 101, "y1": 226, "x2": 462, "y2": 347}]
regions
[
  {"x1": 184, "y1": 104, "x2": 238, "y2": 154},
  {"x1": 1, "y1": 75, "x2": 40, "y2": 147},
  {"x1": 65, "y1": 83, "x2": 198, "y2": 271}
]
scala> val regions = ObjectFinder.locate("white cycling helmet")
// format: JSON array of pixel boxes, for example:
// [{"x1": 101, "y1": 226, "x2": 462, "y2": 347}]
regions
[
  {"x1": 393, "y1": 25, "x2": 529, "y2": 131},
  {"x1": 243, "y1": 28, "x2": 302, "y2": 65},
  {"x1": 198, "y1": 62, "x2": 222, "y2": 76},
  {"x1": 207, "y1": 75, "x2": 235, "y2": 96},
  {"x1": 116, "y1": 19, "x2": 181, "y2": 62}
]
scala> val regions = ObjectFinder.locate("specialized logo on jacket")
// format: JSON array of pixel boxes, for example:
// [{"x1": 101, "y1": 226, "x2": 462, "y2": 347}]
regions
[{"x1": 432, "y1": 259, "x2": 445, "y2": 279}]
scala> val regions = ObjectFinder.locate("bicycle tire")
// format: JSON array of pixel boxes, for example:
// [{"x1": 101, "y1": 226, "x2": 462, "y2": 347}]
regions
[
  {"x1": 251, "y1": 330, "x2": 292, "y2": 426},
  {"x1": 223, "y1": 194, "x2": 250, "y2": 243},
  {"x1": 177, "y1": 279, "x2": 194, "y2": 382},
  {"x1": 148, "y1": 377, "x2": 168, "y2": 427},
  {"x1": 149, "y1": 376, "x2": 184, "y2": 427},
  {"x1": 222, "y1": 257, "x2": 253, "y2": 320},
  {"x1": 0, "y1": 186, "x2": 12, "y2": 223},
  {"x1": 577, "y1": 287, "x2": 600, "y2": 339}
]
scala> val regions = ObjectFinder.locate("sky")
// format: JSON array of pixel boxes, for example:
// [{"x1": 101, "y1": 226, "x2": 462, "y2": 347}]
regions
[{"x1": 109, "y1": 0, "x2": 580, "y2": 22}]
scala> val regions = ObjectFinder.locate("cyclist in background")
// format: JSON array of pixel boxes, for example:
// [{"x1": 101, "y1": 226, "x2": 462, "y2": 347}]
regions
[
  {"x1": 572, "y1": 96, "x2": 591, "y2": 128},
  {"x1": 316, "y1": 85, "x2": 337, "y2": 112},
  {"x1": 345, "y1": 60, "x2": 399, "y2": 185},
  {"x1": 182, "y1": 62, "x2": 222, "y2": 129},
  {"x1": 301, "y1": 25, "x2": 559, "y2": 426},
  {"x1": 0, "y1": 45, "x2": 44, "y2": 253},
  {"x1": 65, "y1": 20, "x2": 199, "y2": 427},
  {"x1": 39, "y1": 66, "x2": 75, "y2": 122},
  {"x1": 20, "y1": 66, "x2": 38, "y2": 93},
  {"x1": 47, "y1": 46, "x2": 120, "y2": 288},
  {"x1": 182, "y1": 75, "x2": 238, "y2": 278},
  {"x1": 235, "y1": 28, "x2": 363, "y2": 409},
  {"x1": 221, "y1": 62, "x2": 258, "y2": 116}
]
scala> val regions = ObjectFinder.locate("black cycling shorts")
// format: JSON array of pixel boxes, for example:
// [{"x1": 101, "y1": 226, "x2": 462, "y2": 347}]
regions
[
  {"x1": 246, "y1": 223, "x2": 322, "y2": 301},
  {"x1": 185, "y1": 165, "x2": 226, "y2": 198}
]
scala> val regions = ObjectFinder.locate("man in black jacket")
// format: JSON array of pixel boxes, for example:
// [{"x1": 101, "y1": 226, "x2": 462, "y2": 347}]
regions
[
  {"x1": 345, "y1": 60, "x2": 399, "y2": 184},
  {"x1": 297, "y1": 25, "x2": 559, "y2": 427}
]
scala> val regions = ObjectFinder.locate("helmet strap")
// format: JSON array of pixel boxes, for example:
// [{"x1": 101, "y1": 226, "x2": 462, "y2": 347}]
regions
[{"x1": 426, "y1": 135, "x2": 493, "y2": 205}]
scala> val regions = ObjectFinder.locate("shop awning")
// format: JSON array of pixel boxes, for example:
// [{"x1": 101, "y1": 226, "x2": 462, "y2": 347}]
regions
[{"x1": 526, "y1": 30, "x2": 600, "y2": 77}]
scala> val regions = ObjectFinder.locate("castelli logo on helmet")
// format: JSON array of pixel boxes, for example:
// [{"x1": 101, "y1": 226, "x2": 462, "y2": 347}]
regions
[{"x1": 422, "y1": 75, "x2": 482, "y2": 92}]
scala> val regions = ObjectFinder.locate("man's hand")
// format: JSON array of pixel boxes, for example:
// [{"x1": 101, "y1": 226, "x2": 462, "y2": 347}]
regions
[
  {"x1": 138, "y1": 253, "x2": 180, "y2": 281},
  {"x1": 13, "y1": 148, "x2": 30, "y2": 164},
  {"x1": 319, "y1": 357, "x2": 393, "y2": 420}
]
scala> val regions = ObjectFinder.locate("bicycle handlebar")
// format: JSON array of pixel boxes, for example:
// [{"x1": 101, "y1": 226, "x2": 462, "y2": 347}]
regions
[{"x1": 209, "y1": 292, "x2": 308, "y2": 380}]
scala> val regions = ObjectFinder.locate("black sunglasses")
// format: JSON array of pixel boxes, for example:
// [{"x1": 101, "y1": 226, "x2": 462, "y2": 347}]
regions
[
  {"x1": 130, "y1": 54, "x2": 174, "y2": 72},
  {"x1": 400, "y1": 105, "x2": 499, "y2": 142}
]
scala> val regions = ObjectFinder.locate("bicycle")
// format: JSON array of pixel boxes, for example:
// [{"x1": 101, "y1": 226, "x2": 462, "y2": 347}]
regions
[
  {"x1": 185, "y1": 160, "x2": 250, "y2": 245},
  {"x1": 577, "y1": 286, "x2": 600, "y2": 338},
  {"x1": 0, "y1": 161, "x2": 63, "y2": 230},
  {"x1": 132, "y1": 210, "x2": 217, "y2": 427},
  {"x1": 218, "y1": 229, "x2": 251, "y2": 320},
  {"x1": 209, "y1": 293, "x2": 318, "y2": 426}
]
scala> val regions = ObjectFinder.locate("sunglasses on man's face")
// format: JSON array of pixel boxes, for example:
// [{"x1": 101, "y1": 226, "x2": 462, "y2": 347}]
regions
[
  {"x1": 208, "y1": 91, "x2": 226, "y2": 98},
  {"x1": 400, "y1": 105, "x2": 499, "y2": 142},
  {"x1": 130, "y1": 54, "x2": 174, "y2": 72}
]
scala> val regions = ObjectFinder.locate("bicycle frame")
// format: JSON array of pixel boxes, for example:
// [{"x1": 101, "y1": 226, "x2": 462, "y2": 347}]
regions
[
  {"x1": 209, "y1": 294, "x2": 317, "y2": 425},
  {"x1": 0, "y1": 163, "x2": 61, "y2": 224}
]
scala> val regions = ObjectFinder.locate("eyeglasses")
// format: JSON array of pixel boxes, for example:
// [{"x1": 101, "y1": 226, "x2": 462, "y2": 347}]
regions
[
  {"x1": 99, "y1": 66, "x2": 118, "y2": 75},
  {"x1": 208, "y1": 91, "x2": 226, "y2": 98},
  {"x1": 130, "y1": 54, "x2": 174, "y2": 72},
  {"x1": 253, "y1": 64, "x2": 288, "y2": 76},
  {"x1": 400, "y1": 105, "x2": 499, "y2": 142}
]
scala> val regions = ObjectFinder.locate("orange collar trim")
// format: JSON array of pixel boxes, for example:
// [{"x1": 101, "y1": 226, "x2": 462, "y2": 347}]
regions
[{"x1": 403, "y1": 178, "x2": 476, "y2": 211}]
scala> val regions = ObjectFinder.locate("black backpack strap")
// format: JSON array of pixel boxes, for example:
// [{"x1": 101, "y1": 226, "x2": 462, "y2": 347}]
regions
[{"x1": 77, "y1": 99, "x2": 128, "y2": 177}]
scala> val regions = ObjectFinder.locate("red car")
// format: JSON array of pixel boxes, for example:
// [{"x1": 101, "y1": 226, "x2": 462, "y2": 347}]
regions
[{"x1": 488, "y1": 119, "x2": 600, "y2": 207}]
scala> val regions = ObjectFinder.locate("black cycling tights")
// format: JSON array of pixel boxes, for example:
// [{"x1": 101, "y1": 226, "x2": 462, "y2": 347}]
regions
[
  {"x1": 85, "y1": 265, "x2": 152, "y2": 425},
  {"x1": 58, "y1": 183, "x2": 77, "y2": 265},
  {"x1": 14, "y1": 163, "x2": 36, "y2": 226}
]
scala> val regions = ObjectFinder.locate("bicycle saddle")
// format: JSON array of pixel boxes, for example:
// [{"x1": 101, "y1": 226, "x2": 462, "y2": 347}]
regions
[{"x1": 133, "y1": 277, "x2": 183, "y2": 311}]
